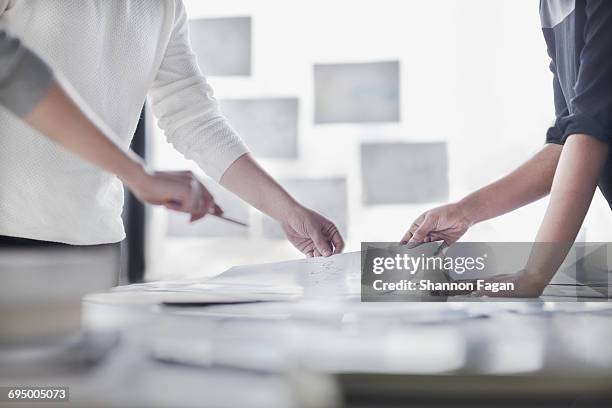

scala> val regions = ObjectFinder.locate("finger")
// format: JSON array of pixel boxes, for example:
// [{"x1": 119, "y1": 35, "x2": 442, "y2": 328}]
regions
[
  {"x1": 165, "y1": 199, "x2": 183, "y2": 211},
  {"x1": 429, "y1": 232, "x2": 446, "y2": 242},
  {"x1": 433, "y1": 232, "x2": 458, "y2": 246},
  {"x1": 199, "y1": 196, "x2": 214, "y2": 219},
  {"x1": 190, "y1": 195, "x2": 207, "y2": 222},
  {"x1": 408, "y1": 215, "x2": 436, "y2": 244},
  {"x1": 311, "y1": 230, "x2": 333, "y2": 257},
  {"x1": 330, "y1": 229, "x2": 345, "y2": 254},
  {"x1": 305, "y1": 251, "x2": 314, "y2": 258},
  {"x1": 193, "y1": 183, "x2": 217, "y2": 222},
  {"x1": 292, "y1": 235, "x2": 316, "y2": 256},
  {"x1": 212, "y1": 204, "x2": 224, "y2": 216},
  {"x1": 400, "y1": 214, "x2": 425, "y2": 244},
  {"x1": 400, "y1": 224, "x2": 417, "y2": 245},
  {"x1": 188, "y1": 178, "x2": 202, "y2": 214},
  {"x1": 313, "y1": 249, "x2": 322, "y2": 257}
]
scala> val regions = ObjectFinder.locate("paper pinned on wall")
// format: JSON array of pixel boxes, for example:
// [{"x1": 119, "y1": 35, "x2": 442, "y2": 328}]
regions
[
  {"x1": 314, "y1": 61, "x2": 400, "y2": 124},
  {"x1": 361, "y1": 142, "x2": 449, "y2": 205},
  {"x1": 188, "y1": 17, "x2": 251, "y2": 76},
  {"x1": 219, "y1": 98, "x2": 299, "y2": 159}
]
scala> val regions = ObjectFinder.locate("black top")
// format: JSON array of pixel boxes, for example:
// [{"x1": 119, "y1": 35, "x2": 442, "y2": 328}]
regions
[{"x1": 540, "y1": 0, "x2": 612, "y2": 145}]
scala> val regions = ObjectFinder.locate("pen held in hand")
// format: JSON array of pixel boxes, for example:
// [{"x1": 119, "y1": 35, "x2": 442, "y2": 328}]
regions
[
  {"x1": 166, "y1": 199, "x2": 248, "y2": 227},
  {"x1": 210, "y1": 212, "x2": 249, "y2": 227},
  {"x1": 206, "y1": 204, "x2": 248, "y2": 227}
]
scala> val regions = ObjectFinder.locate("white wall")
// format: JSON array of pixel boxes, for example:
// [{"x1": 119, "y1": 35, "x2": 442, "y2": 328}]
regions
[{"x1": 146, "y1": 0, "x2": 612, "y2": 280}]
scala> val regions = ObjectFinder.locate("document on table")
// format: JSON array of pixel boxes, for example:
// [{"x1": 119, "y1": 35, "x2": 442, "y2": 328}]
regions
[
  {"x1": 208, "y1": 251, "x2": 363, "y2": 298},
  {"x1": 107, "y1": 251, "x2": 364, "y2": 303}
]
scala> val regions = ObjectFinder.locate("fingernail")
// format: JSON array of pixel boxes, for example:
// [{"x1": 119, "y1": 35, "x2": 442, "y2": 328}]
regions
[
  {"x1": 323, "y1": 250, "x2": 331, "y2": 257},
  {"x1": 400, "y1": 240, "x2": 407, "y2": 245}
]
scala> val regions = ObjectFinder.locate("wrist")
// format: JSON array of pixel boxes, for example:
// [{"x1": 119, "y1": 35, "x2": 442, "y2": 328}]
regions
[
  {"x1": 522, "y1": 267, "x2": 551, "y2": 288},
  {"x1": 455, "y1": 197, "x2": 478, "y2": 227},
  {"x1": 277, "y1": 197, "x2": 304, "y2": 224},
  {"x1": 119, "y1": 160, "x2": 150, "y2": 191}
]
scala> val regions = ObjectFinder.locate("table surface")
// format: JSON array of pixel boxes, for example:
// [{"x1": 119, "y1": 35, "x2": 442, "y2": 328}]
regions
[{"x1": 2, "y1": 288, "x2": 612, "y2": 408}]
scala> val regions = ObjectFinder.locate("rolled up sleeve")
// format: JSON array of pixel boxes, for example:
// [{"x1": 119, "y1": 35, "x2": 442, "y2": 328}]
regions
[
  {"x1": 0, "y1": 30, "x2": 54, "y2": 117},
  {"x1": 148, "y1": 0, "x2": 248, "y2": 181},
  {"x1": 544, "y1": 39, "x2": 569, "y2": 145},
  {"x1": 557, "y1": 0, "x2": 612, "y2": 144}
]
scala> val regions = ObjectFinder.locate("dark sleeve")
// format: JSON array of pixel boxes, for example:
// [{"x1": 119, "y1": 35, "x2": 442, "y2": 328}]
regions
[
  {"x1": 558, "y1": 0, "x2": 612, "y2": 143},
  {"x1": 543, "y1": 28, "x2": 569, "y2": 145},
  {"x1": 0, "y1": 30, "x2": 54, "y2": 117}
]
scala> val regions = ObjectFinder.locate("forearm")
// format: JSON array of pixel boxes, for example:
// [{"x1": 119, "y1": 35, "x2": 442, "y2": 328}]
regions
[
  {"x1": 220, "y1": 154, "x2": 300, "y2": 221},
  {"x1": 526, "y1": 134, "x2": 608, "y2": 282},
  {"x1": 458, "y1": 144, "x2": 562, "y2": 225},
  {"x1": 23, "y1": 82, "x2": 149, "y2": 188}
]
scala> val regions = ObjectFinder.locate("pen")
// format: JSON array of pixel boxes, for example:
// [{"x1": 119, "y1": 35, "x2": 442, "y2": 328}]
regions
[
  {"x1": 211, "y1": 212, "x2": 249, "y2": 227},
  {"x1": 167, "y1": 199, "x2": 249, "y2": 227}
]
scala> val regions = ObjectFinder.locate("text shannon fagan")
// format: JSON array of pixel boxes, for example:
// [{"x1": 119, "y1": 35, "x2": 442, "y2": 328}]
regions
[{"x1": 372, "y1": 279, "x2": 514, "y2": 293}]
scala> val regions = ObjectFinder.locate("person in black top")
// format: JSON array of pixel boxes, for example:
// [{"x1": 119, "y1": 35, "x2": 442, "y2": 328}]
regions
[{"x1": 402, "y1": 0, "x2": 611, "y2": 297}]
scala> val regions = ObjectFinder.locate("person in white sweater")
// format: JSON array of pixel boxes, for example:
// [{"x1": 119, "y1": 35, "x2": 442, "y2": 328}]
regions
[
  {"x1": 0, "y1": 0, "x2": 344, "y2": 257},
  {"x1": 1, "y1": 29, "x2": 226, "y2": 224}
]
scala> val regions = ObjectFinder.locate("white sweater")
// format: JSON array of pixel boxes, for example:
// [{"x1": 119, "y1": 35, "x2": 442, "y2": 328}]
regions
[{"x1": 0, "y1": 0, "x2": 248, "y2": 245}]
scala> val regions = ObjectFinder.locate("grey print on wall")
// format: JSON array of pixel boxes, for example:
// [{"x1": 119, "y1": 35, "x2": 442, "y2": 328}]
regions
[
  {"x1": 167, "y1": 179, "x2": 249, "y2": 238},
  {"x1": 188, "y1": 17, "x2": 251, "y2": 76},
  {"x1": 314, "y1": 61, "x2": 400, "y2": 124},
  {"x1": 361, "y1": 142, "x2": 449, "y2": 204},
  {"x1": 220, "y1": 98, "x2": 299, "y2": 159},
  {"x1": 262, "y1": 178, "x2": 348, "y2": 239}
]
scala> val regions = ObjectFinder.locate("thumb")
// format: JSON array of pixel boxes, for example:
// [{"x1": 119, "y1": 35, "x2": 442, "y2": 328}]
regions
[
  {"x1": 164, "y1": 199, "x2": 183, "y2": 211},
  {"x1": 429, "y1": 232, "x2": 458, "y2": 247}
]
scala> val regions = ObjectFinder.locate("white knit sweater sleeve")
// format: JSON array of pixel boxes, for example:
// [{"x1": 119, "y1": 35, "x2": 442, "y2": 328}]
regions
[{"x1": 148, "y1": 0, "x2": 249, "y2": 181}]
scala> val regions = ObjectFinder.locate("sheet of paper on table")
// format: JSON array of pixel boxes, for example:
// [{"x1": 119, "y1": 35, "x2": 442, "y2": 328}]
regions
[
  {"x1": 207, "y1": 251, "x2": 362, "y2": 298},
  {"x1": 106, "y1": 241, "x2": 611, "y2": 305},
  {"x1": 104, "y1": 251, "x2": 364, "y2": 304}
]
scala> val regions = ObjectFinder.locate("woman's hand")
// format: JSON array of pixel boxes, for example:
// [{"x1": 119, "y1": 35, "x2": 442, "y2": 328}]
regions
[
  {"x1": 401, "y1": 202, "x2": 473, "y2": 246},
  {"x1": 126, "y1": 170, "x2": 221, "y2": 222},
  {"x1": 281, "y1": 205, "x2": 344, "y2": 257}
]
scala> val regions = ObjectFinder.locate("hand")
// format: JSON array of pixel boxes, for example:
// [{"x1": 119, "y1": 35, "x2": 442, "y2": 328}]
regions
[
  {"x1": 281, "y1": 206, "x2": 345, "y2": 257},
  {"x1": 472, "y1": 269, "x2": 548, "y2": 298},
  {"x1": 401, "y1": 203, "x2": 472, "y2": 246},
  {"x1": 127, "y1": 170, "x2": 222, "y2": 222}
]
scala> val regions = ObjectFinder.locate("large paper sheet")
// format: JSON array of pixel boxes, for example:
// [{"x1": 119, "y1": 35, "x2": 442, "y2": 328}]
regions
[{"x1": 209, "y1": 251, "x2": 362, "y2": 298}]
